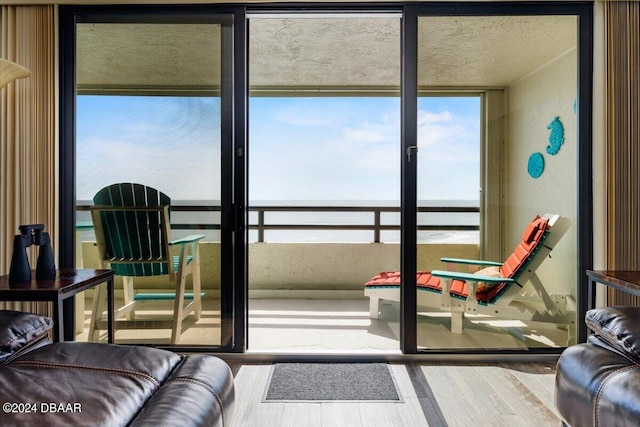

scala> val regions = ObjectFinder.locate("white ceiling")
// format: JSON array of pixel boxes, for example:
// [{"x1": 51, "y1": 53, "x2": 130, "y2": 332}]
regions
[{"x1": 76, "y1": 15, "x2": 577, "y2": 93}]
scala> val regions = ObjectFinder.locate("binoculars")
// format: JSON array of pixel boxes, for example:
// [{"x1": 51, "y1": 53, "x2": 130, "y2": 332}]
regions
[{"x1": 9, "y1": 224, "x2": 56, "y2": 284}]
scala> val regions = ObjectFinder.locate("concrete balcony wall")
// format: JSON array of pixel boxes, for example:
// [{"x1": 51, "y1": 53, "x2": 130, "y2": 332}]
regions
[
  {"x1": 80, "y1": 241, "x2": 479, "y2": 296},
  {"x1": 248, "y1": 242, "x2": 479, "y2": 291}
]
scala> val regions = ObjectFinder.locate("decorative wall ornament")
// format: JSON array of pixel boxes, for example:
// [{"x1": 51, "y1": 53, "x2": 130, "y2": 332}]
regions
[
  {"x1": 527, "y1": 152, "x2": 545, "y2": 178},
  {"x1": 546, "y1": 116, "x2": 565, "y2": 155}
]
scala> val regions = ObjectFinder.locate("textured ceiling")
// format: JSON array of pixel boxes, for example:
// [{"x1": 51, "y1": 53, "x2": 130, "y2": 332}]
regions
[
  {"x1": 418, "y1": 15, "x2": 577, "y2": 87},
  {"x1": 249, "y1": 17, "x2": 401, "y2": 90},
  {"x1": 76, "y1": 15, "x2": 577, "y2": 93},
  {"x1": 77, "y1": 23, "x2": 222, "y2": 93}
]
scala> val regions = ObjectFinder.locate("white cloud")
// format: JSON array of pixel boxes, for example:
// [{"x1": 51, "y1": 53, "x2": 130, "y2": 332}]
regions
[
  {"x1": 341, "y1": 126, "x2": 388, "y2": 143},
  {"x1": 416, "y1": 108, "x2": 478, "y2": 163},
  {"x1": 419, "y1": 110, "x2": 453, "y2": 123}
]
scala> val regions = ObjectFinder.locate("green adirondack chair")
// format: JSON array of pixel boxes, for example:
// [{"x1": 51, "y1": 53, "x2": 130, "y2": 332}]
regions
[{"x1": 88, "y1": 183, "x2": 204, "y2": 344}]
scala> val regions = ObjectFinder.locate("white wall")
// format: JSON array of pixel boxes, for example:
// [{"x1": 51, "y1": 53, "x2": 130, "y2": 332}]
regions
[{"x1": 507, "y1": 46, "x2": 578, "y2": 296}]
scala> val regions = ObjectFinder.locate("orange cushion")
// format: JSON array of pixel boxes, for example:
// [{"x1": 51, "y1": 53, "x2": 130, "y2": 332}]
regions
[
  {"x1": 449, "y1": 279, "x2": 468, "y2": 297},
  {"x1": 501, "y1": 216, "x2": 549, "y2": 279},
  {"x1": 364, "y1": 271, "x2": 400, "y2": 286},
  {"x1": 521, "y1": 216, "x2": 547, "y2": 243},
  {"x1": 416, "y1": 272, "x2": 442, "y2": 291},
  {"x1": 365, "y1": 271, "x2": 442, "y2": 292}
]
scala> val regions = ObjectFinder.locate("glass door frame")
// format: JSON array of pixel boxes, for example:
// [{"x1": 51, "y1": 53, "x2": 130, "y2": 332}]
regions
[
  {"x1": 402, "y1": 2, "x2": 593, "y2": 354},
  {"x1": 58, "y1": 5, "x2": 246, "y2": 351},
  {"x1": 59, "y1": 2, "x2": 593, "y2": 355}
]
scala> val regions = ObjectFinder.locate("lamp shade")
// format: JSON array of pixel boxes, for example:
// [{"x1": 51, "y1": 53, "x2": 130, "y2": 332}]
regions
[{"x1": 0, "y1": 58, "x2": 30, "y2": 89}]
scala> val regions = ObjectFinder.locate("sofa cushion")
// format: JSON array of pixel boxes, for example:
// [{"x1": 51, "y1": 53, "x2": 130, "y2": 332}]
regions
[
  {"x1": 0, "y1": 310, "x2": 52, "y2": 364},
  {"x1": 129, "y1": 354, "x2": 235, "y2": 427},
  {"x1": 0, "y1": 342, "x2": 181, "y2": 426},
  {"x1": 585, "y1": 306, "x2": 640, "y2": 362},
  {"x1": 556, "y1": 338, "x2": 640, "y2": 427},
  {"x1": 0, "y1": 342, "x2": 234, "y2": 427}
]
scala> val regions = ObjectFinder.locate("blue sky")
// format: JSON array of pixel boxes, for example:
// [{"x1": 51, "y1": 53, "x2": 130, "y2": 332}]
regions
[{"x1": 76, "y1": 95, "x2": 480, "y2": 203}]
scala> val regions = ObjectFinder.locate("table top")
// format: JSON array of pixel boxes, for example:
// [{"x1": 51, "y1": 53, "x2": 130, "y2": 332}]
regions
[
  {"x1": 0, "y1": 269, "x2": 113, "y2": 297},
  {"x1": 587, "y1": 270, "x2": 640, "y2": 291}
]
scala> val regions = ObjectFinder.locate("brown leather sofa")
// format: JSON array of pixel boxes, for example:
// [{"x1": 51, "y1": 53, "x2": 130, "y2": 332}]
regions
[
  {"x1": 555, "y1": 306, "x2": 640, "y2": 427},
  {"x1": 0, "y1": 310, "x2": 234, "y2": 426}
]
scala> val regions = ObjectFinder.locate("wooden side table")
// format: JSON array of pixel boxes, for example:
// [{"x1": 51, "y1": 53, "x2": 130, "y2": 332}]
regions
[
  {"x1": 0, "y1": 269, "x2": 114, "y2": 343},
  {"x1": 585, "y1": 270, "x2": 640, "y2": 340}
]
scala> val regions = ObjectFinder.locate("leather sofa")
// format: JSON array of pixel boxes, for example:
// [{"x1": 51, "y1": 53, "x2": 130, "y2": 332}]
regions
[
  {"x1": 0, "y1": 310, "x2": 234, "y2": 426},
  {"x1": 555, "y1": 306, "x2": 640, "y2": 427}
]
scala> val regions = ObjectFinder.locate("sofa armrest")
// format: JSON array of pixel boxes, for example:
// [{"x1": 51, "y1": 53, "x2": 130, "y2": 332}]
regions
[
  {"x1": 0, "y1": 310, "x2": 52, "y2": 365},
  {"x1": 129, "y1": 354, "x2": 234, "y2": 427},
  {"x1": 586, "y1": 306, "x2": 640, "y2": 362}
]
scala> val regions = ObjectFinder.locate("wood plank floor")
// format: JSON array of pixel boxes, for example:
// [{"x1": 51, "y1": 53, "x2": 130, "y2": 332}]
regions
[
  {"x1": 79, "y1": 298, "x2": 570, "y2": 351},
  {"x1": 227, "y1": 361, "x2": 561, "y2": 427}
]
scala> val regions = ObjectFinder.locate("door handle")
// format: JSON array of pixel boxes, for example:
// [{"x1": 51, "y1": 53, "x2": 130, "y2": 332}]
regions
[{"x1": 406, "y1": 145, "x2": 418, "y2": 162}]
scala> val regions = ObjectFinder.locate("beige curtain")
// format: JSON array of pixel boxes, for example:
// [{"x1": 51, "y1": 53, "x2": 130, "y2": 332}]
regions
[
  {"x1": 605, "y1": 2, "x2": 640, "y2": 304},
  {"x1": 1, "y1": 5, "x2": 57, "y2": 314}
]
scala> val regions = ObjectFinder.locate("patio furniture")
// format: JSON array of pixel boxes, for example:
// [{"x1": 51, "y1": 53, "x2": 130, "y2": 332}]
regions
[
  {"x1": 0, "y1": 310, "x2": 234, "y2": 426},
  {"x1": 88, "y1": 183, "x2": 204, "y2": 344},
  {"x1": 364, "y1": 214, "x2": 575, "y2": 334}
]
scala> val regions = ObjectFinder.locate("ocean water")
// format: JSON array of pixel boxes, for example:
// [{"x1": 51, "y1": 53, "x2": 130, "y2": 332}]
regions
[{"x1": 76, "y1": 199, "x2": 479, "y2": 244}]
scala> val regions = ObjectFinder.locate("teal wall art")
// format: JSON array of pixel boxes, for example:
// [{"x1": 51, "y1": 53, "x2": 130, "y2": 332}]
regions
[
  {"x1": 546, "y1": 116, "x2": 565, "y2": 156},
  {"x1": 527, "y1": 152, "x2": 545, "y2": 179}
]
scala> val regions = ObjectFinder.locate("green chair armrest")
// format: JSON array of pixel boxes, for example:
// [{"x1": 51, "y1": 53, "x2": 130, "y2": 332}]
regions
[
  {"x1": 431, "y1": 270, "x2": 514, "y2": 284},
  {"x1": 169, "y1": 234, "x2": 205, "y2": 246},
  {"x1": 440, "y1": 257, "x2": 503, "y2": 267},
  {"x1": 75, "y1": 221, "x2": 94, "y2": 231},
  {"x1": 134, "y1": 292, "x2": 205, "y2": 301}
]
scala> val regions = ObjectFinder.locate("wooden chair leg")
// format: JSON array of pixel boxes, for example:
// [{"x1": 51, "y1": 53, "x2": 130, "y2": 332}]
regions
[
  {"x1": 88, "y1": 283, "x2": 106, "y2": 342},
  {"x1": 192, "y1": 245, "x2": 202, "y2": 320},
  {"x1": 451, "y1": 310, "x2": 464, "y2": 334},
  {"x1": 171, "y1": 254, "x2": 189, "y2": 345},
  {"x1": 122, "y1": 276, "x2": 135, "y2": 320},
  {"x1": 370, "y1": 297, "x2": 381, "y2": 319}
]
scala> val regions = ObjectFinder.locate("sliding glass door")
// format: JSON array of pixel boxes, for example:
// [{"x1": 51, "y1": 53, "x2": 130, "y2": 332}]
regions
[
  {"x1": 60, "y1": 3, "x2": 592, "y2": 355},
  {"x1": 405, "y1": 5, "x2": 591, "y2": 353},
  {"x1": 69, "y1": 10, "x2": 236, "y2": 348},
  {"x1": 247, "y1": 13, "x2": 402, "y2": 352}
]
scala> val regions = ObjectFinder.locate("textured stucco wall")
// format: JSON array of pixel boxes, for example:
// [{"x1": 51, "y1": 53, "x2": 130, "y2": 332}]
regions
[
  {"x1": 249, "y1": 242, "x2": 478, "y2": 291},
  {"x1": 506, "y1": 46, "x2": 578, "y2": 296}
]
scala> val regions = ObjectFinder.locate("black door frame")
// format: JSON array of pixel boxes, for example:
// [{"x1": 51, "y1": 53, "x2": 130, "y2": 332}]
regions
[
  {"x1": 59, "y1": 1, "x2": 593, "y2": 355},
  {"x1": 58, "y1": 5, "x2": 244, "y2": 351},
  {"x1": 404, "y1": 1, "x2": 593, "y2": 354}
]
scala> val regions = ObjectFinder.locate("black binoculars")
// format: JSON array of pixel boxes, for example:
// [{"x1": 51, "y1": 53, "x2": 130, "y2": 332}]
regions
[{"x1": 9, "y1": 224, "x2": 56, "y2": 284}]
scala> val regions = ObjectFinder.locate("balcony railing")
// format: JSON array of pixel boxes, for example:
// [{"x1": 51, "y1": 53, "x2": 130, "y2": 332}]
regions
[{"x1": 77, "y1": 204, "x2": 479, "y2": 243}]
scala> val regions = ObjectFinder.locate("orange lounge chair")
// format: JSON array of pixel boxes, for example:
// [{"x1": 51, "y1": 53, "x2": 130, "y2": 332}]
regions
[{"x1": 364, "y1": 214, "x2": 575, "y2": 334}]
